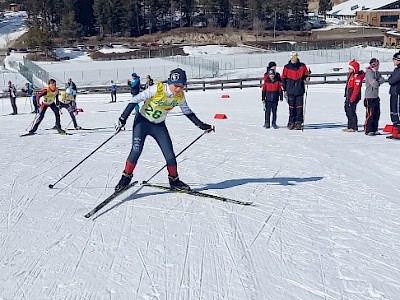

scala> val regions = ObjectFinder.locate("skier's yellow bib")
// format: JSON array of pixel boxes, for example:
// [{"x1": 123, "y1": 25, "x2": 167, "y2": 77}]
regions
[
  {"x1": 41, "y1": 87, "x2": 59, "y2": 105},
  {"x1": 140, "y1": 82, "x2": 184, "y2": 123}
]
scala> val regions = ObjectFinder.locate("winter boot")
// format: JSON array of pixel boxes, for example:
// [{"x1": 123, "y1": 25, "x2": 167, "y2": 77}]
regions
[
  {"x1": 168, "y1": 175, "x2": 191, "y2": 191},
  {"x1": 287, "y1": 122, "x2": 295, "y2": 130},
  {"x1": 272, "y1": 123, "x2": 279, "y2": 129},
  {"x1": 57, "y1": 128, "x2": 67, "y2": 135},
  {"x1": 263, "y1": 123, "x2": 270, "y2": 129},
  {"x1": 115, "y1": 172, "x2": 133, "y2": 191},
  {"x1": 294, "y1": 121, "x2": 302, "y2": 130}
]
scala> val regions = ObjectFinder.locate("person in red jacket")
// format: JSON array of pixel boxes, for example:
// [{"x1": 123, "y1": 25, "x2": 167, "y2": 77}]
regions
[
  {"x1": 281, "y1": 52, "x2": 310, "y2": 130},
  {"x1": 343, "y1": 60, "x2": 365, "y2": 132},
  {"x1": 262, "y1": 69, "x2": 283, "y2": 128}
]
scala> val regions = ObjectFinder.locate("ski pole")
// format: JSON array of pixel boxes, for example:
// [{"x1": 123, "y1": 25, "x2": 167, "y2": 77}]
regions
[
  {"x1": 26, "y1": 112, "x2": 38, "y2": 131},
  {"x1": 302, "y1": 81, "x2": 309, "y2": 132},
  {"x1": 142, "y1": 126, "x2": 215, "y2": 184},
  {"x1": 48, "y1": 129, "x2": 122, "y2": 188}
]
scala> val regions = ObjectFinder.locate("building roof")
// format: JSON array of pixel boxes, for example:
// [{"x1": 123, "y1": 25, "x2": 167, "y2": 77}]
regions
[{"x1": 328, "y1": 0, "x2": 399, "y2": 16}]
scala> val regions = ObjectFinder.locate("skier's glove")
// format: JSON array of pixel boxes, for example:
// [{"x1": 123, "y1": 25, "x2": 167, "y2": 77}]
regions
[
  {"x1": 115, "y1": 117, "x2": 126, "y2": 131},
  {"x1": 199, "y1": 123, "x2": 213, "y2": 132}
]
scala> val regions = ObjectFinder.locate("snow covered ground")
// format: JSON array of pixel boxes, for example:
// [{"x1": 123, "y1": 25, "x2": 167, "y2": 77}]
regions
[{"x1": 1, "y1": 82, "x2": 400, "y2": 299}]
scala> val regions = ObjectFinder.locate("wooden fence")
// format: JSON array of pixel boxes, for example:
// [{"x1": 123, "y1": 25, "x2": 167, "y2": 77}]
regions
[{"x1": 77, "y1": 71, "x2": 391, "y2": 94}]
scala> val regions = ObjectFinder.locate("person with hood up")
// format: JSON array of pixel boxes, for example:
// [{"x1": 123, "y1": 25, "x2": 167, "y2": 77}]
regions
[
  {"x1": 364, "y1": 58, "x2": 385, "y2": 136},
  {"x1": 343, "y1": 60, "x2": 365, "y2": 132}
]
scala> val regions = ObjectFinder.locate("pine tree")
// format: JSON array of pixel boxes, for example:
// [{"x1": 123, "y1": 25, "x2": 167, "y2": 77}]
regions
[{"x1": 319, "y1": 0, "x2": 332, "y2": 17}]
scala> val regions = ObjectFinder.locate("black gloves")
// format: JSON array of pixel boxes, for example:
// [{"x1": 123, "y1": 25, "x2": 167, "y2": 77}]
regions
[
  {"x1": 115, "y1": 116, "x2": 126, "y2": 131},
  {"x1": 199, "y1": 123, "x2": 212, "y2": 131}
]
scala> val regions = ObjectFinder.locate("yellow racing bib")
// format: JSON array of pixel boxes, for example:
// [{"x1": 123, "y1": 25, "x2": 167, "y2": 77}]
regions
[
  {"x1": 41, "y1": 87, "x2": 59, "y2": 105},
  {"x1": 140, "y1": 82, "x2": 185, "y2": 123}
]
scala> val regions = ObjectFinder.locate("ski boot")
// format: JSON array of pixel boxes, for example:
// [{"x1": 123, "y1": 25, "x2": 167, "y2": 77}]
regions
[
  {"x1": 287, "y1": 122, "x2": 295, "y2": 130},
  {"x1": 294, "y1": 121, "x2": 302, "y2": 130},
  {"x1": 115, "y1": 172, "x2": 133, "y2": 191},
  {"x1": 75, "y1": 126, "x2": 82, "y2": 130},
  {"x1": 272, "y1": 123, "x2": 279, "y2": 129},
  {"x1": 57, "y1": 128, "x2": 67, "y2": 135},
  {"x1": 168, "y1": 175, "x2": 191, "y2": 191}
]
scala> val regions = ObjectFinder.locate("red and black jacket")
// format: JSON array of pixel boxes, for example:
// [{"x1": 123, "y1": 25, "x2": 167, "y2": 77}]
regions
[
  {"x1": 262, "y1": 77, "x2": 283, "y2": 102},
  {"x1": 345, "y1": 71, "x2": 365, "y2": 103},
  {"x1": 281, "y1": 61, "x2": 309, "y2": 96}
]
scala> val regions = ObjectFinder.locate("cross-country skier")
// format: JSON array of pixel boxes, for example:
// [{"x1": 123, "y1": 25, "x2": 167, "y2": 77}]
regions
[
  {"x1": 58, "y1": 87, "x2": 81, "y2": 130},
  {"x1": 28, "y1": 79, "x2": 66, "y2": 135},
  {"x1": 114, "y1": 68, "x2": 213, "y2": 191}
]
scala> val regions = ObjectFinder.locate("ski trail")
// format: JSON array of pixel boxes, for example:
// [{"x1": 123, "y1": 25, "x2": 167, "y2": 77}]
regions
[
  {"x1": 210, "y1": 207, "x2": 250, "y2": 299},
  {"x1": 108, "y1": 205, "x2": 129, "y2": 276},
  {"x1": 318, "y1": 252, "x2": 328, "y2": 300},
  {"x1": 240, "y1": 207, "x2": 276, "y2": 260},
  {"x1": 7, "y1": 176, "x2": 18, "y2": 233},
  {"x1": 72, "y1": 221, "x2": 96, "y2": 276},
  {"x1": 134, "y1": 240, "x2": 150, "y2": 300},
  {"x1": 199, "y1": 236, "x2": 206, "y2": 300},
  {"x1": 138, "y1": 246, "x2": 160, "y2": 299},
  {"x1": 162, "y1": 217, "x2": 169, "y2": 300},
  {"x1": 178, "y1": 214, "x2": 193, "y2": 299}
]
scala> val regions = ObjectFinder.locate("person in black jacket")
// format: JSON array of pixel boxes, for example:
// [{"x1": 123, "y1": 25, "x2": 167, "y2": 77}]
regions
[
  {"x1": 281, "y1": 52, "x2": 310, "y2": 130},
  {"x1": 388, "y1": 52, "x2": 400, "y2": 126},
  {"x1": 262, "y1": 69, "x2": 283, "y2": 128},
  {"x1": 8, "y1": 81, "x2": 18, "y2": 115}
]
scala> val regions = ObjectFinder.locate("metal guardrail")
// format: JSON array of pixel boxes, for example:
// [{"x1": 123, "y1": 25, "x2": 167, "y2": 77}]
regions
[{"x1": 76, "y1": 71, "x2": 392, "y2": 94}]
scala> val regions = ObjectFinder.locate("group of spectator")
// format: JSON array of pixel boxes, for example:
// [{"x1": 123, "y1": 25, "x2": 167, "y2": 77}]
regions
[{"x1": 261, "y1": 51, "x2": 400, "y2": 137}]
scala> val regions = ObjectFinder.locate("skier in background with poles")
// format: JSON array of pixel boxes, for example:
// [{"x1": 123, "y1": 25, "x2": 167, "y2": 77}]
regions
[{"x1": 114, "y1": 68, "x2": 213, "y2": 192}]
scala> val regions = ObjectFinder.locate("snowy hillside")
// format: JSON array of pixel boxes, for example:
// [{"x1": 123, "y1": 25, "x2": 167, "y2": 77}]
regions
[{"x1": 0, "y1": 83, "x2": 399, "y2": 299}]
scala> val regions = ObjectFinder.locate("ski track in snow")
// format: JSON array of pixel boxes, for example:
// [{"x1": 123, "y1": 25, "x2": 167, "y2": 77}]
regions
[{"x1": 0, "y1": 84, "x2": 400, "y2": 299}]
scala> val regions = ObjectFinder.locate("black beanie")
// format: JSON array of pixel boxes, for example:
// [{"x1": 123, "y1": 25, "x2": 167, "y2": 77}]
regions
[{"x1": 268, "y1": 61, "x2": 277, "y2": 68}]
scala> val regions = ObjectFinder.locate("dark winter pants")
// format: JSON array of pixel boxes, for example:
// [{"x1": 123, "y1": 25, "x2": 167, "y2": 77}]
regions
[
  {"x1": 32, "y1": 95, "x2": 39, "y2": 113},
  {"x1": 264, "y1": 101, "x2": 278, "y2": 127},
  {"x1": 344, "y1": 100, "x2": 359, "y2": 130},
  {"x1": 364, "y1": 98, "x2": 380, "y2": 134},
  {"x1": 389, "y1": 94, "x2": 400, "y2": 124},
  {"x1": 124, "y1": 113, "x2": 177, "y2": 176},
  {"x1": 10, "y1": 97, "x2": 17, "y2": 114},
  {"x1": 111, "y1": 91, "x2": 117, "y2": 102},
  {"x1": 59, "y1": 102, "x2": 78, "y2": 128},
  {"x1": 287, "y1": 95, "x2": 304, "y2": 124},
  {"x1": 30, "y1": 102, "x2": 61, "y2": 133}
]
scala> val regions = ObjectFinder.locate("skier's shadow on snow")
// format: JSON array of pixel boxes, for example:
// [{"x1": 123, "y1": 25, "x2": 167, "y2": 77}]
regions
[
  {"x1": 303, "y1": 122, "x2": 346, "y2": 130},
  {"x1": 199, "y1": 176, "x2": 324, "y2": 190},
  {"x1": 93, "y1": 176, "x2": 324, "y2": 219}
]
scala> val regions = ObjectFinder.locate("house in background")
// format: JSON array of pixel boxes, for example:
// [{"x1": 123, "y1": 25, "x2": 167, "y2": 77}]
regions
[
  {"x1": 328, "y1": 0, "x2": 400, "y2": 20},
  {"x1": 9, "y1": 3, "x2": 23, "y2": 12},
  {"x1": 384, "y1": 19, "x2": 400, "y2": 47},
  {"x1": 356, "y1": 9, "x2": 400, "y2": 27}
]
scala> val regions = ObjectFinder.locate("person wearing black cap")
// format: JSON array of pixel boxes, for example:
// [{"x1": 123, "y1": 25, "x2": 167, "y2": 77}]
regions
[
  {"x1": 266, "y1": 61, "x2": 281, "y2": 82},
  {"x1": 262, "y1": 69, "x2": 283, "y2": 128},
  {"x1": 388, "y1": 52, "x2": 400, "y2": 127},
  {"x1": 364, "y1": 58, "x2": 385, "y2": 136},
  {"x1": 128, "y1": 72, "x2": 141, "y2": 113},
  {"x1": 114, "y1": 68, "x2": 213, "y2": 192}
]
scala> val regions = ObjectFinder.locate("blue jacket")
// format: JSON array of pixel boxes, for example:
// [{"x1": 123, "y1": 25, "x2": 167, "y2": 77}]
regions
[{"x1": 128, "y1": 77, "x2": 141, "y2": 95}]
